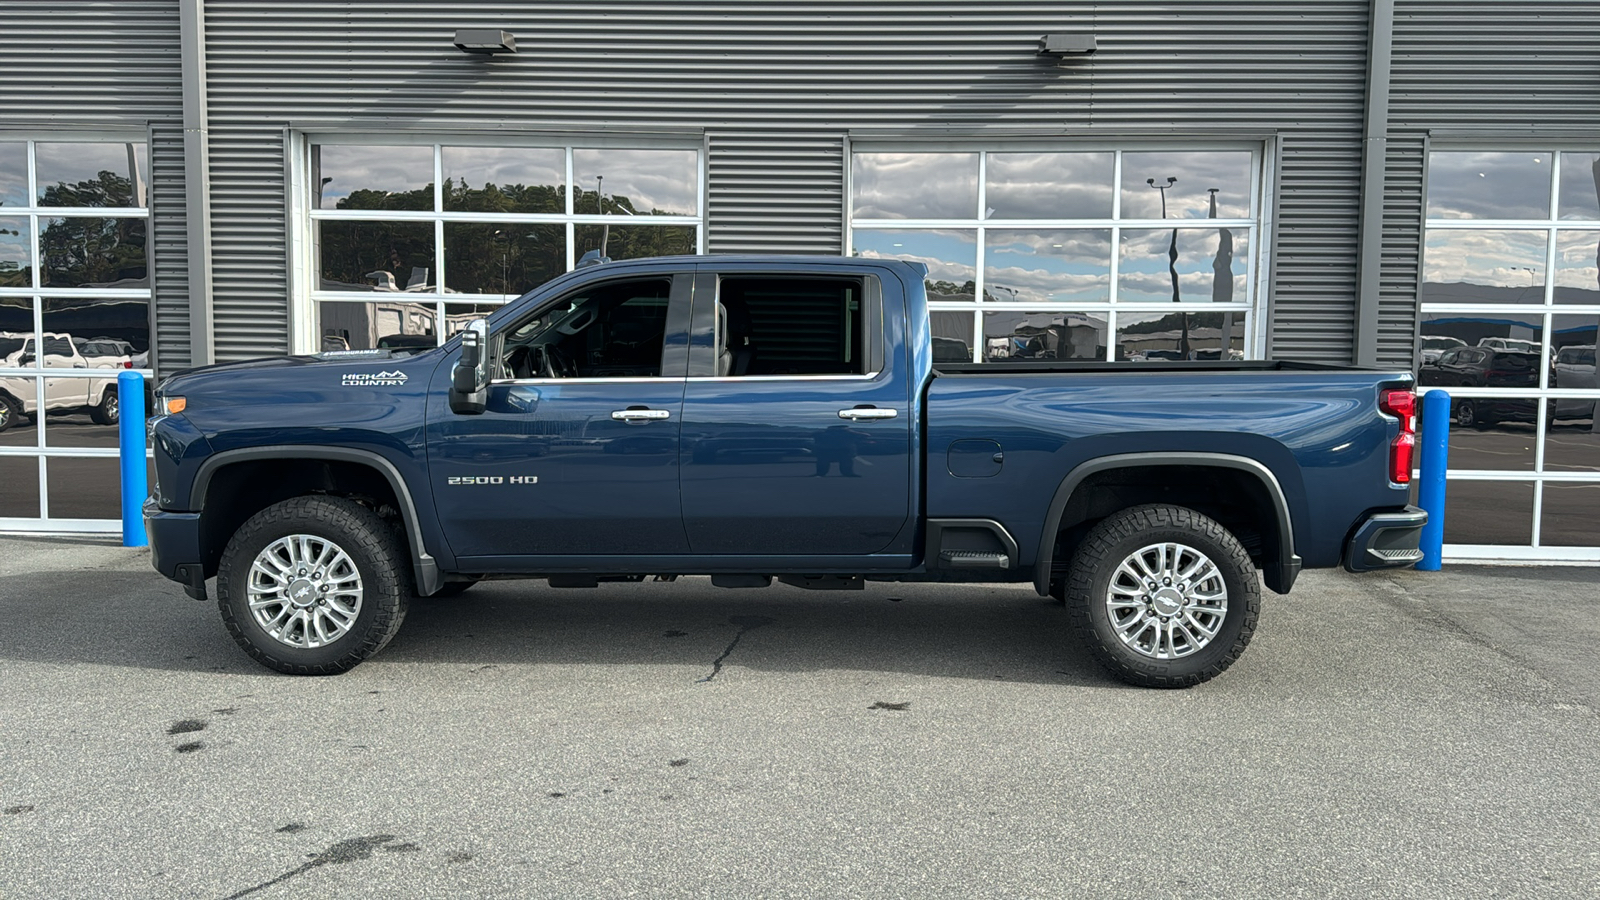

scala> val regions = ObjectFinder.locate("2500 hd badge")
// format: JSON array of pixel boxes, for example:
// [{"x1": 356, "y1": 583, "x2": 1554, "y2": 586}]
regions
[{"x1": 446, "y1": 475, "x2": 538, "y2": 485}]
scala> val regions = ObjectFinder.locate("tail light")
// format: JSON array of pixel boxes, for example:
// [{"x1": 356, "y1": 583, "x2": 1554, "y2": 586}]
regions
[
  {"x1": 1381, "y1": 389, "x2": 1417, "y2": 484},
  {"x1": 123, "y1": 360, "x2": 134, "y2": 369}
]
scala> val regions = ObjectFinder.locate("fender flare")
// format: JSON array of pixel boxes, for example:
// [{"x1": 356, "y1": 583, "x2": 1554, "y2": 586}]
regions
[
  {"x1": 192, "y1": 445, "x2": 440, "y2": 595},
  {"x1": 1032, "y1": 451, "x2": 1301, "y2": 596}
]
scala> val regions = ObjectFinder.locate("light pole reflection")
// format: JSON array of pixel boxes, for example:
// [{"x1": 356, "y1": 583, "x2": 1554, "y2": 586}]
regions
[{"x1": 1148, "y1": 176, "x2": 1189, "y2": 358}]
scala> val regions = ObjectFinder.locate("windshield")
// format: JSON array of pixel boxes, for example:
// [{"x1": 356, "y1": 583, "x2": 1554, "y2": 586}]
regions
[{"x1": 0, "y1": 338, "x2": 24, "y2": 357}]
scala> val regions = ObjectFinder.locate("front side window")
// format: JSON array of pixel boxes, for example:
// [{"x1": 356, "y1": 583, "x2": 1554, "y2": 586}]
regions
[
  {"x1": 499, "y1": 278, "x2": 672, "y2": 379},
  {"x1": 849, "y1": 146, "x2": 1262, "y2": 363},
  {"x1": 306, "y1": 141, "x2": 701, "y2": 354}
]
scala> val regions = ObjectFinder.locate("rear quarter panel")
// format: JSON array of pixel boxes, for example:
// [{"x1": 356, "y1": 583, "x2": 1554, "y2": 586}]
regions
[{"x1": 926, "y1": 369, "x2": 1412, "y2": 569}]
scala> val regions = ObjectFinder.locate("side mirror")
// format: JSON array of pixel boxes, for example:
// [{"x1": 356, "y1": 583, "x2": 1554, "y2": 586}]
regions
[
  {"x1": 19, "y1": 354, "x2": 34, "y2": 366},
  {"x1": 449, "y1": 318, "x2": 490, "y2": 415}
]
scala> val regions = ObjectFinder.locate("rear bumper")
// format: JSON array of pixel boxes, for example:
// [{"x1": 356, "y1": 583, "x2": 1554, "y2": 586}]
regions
[
  {"x1": 143, "y1": 497, "x2": 208, "y2": 600},
  {"x1": 1343, "y1": 505, "x2": 1428, "y2": 572}
]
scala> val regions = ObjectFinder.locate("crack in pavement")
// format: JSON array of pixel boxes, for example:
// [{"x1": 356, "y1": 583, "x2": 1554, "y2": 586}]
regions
[
  {"x1": 696, "y1": 615, "x2": 775, "y2": 683},
  {"x1": 220, "y1": 834, "x2": 402, "y2": 900}
]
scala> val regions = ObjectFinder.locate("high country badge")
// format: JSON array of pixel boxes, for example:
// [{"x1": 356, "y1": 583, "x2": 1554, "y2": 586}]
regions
[{"x1": 342, "y1": 370, "x2": 409, "y2": 387}]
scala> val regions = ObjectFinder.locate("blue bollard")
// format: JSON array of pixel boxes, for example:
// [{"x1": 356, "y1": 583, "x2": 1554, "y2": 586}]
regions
[
  {"x1": 118, "y1": 370, "x2": 148, "y2": 547},
  {"x1": 1415, "y1": 388, "x2": 1450, "y2": 570}
]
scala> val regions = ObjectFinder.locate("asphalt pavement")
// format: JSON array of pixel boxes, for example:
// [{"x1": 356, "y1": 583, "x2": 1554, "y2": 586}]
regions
[{"x1": 2, "y1": 537, "x2": 1598, "y2": 899}]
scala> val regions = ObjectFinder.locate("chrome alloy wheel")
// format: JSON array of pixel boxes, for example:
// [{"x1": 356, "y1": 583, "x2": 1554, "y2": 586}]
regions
[
  {"x1": 247, "y1": 534, "x2": 364, "y2": 649},
  {"x1": 1105, "y1": 541, "x2": 1227, "y2": 660}
]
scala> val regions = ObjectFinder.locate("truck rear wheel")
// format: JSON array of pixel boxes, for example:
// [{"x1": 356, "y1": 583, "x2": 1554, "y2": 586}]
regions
[
  {"x1": 1064, "y1": 504, "x2": 1259, "y2": 688},
  {"x1": 217, "y1": 496, "x2": 410, "y2": 675}
]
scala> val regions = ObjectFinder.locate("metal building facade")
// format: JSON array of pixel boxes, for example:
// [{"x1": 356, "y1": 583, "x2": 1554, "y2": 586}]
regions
[{"x1": 1, "y1": 0, "x2": 1598, "y2": 558}]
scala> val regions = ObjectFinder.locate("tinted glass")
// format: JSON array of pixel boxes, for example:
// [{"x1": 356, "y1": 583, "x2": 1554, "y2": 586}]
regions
[
  {"x1": 442, "y1": 147, "x2": 564, "y2": 213},
  {"x1": 851, "y1": 229, "x2": 977, "y2": 302},
  {"x1": 573, "y1": 224, "x2": 695, "y2": 262},
  {"x1": 315, "y1": 145, "x2": 434, "y2": 211},
  {"x1": 41, "y1": 296, "x2": 148, "y2": 363},
  {"x1": 1541, "y1": 482, "x2": 1600, "y2": 545},
  {"x1": 983, "y1": 310, "x2": 1105, "y2": 362},
  {"x1": 45, "y1": 457, "x2": 126, "y2": 518},
  {"x1": 984, "y1": 229, "x2": 1111, "y2": 304},
  {"x1": 1427, "y1": 151, "x2": 1551, "y2": 220},
  {"x1": 0, "y1": 142, "x2": 25, "y2": 209},
  {"x1": 1557, "y1": 152, "x2": 1600, "y2": 220},
  {"x1": 0, "y1": 456, "x2": 39, "y2": 516},
  {"x1": 1421, "y1": 230, "x2": 1547, "y2": 304},
  {"x1": 572, "y1": 148, "x2": 698, "y2": 216},
  {"x1": 1440, "y1": 398, "x2": 1538, "y2": 470},
  {"x1": 718, "y1": 277, "x2": 865, "y2": 376},
  {"x1": 443, "y1": 223, "x2": 566, "y2": 295},
  {"x1": 316, "y1": 221, "x2": 435, "y2": 292},
  {"x1": 0, "y1": 217, "x2": 31, "y2": 288},
  {"x1": 1544, "y1": 411, "x2": 1600, "y2": 471},
  {"x1": 1116, "y1": 309, "x2": 1245, "y2": 361},
  {"x1": 35, "y1": 142, "x2": 147, "y2": 208},
  {"x1": 443, "y1": 303, "x2": 502, "y2": 341},
  {"x1": 40, "y1": 218, "x2": 147, "y2": 288},
  {"x1": 985, "y1": 152, "x2": 1113, "y2": 220},
  {"x1": 315, "y1": 300, "x2": 435, "y2": 353},
  {"x1": 1441, "y1": 479, "x2": 1533, "y2": 545},
  {"x1": 0, "y1": 297, "x2": 31, "y2": 355},
  {"x1": 1416, "y1": 312, "x2": 1543, "y2": 363},
  {"x1": 1120, "y1": 151, "x2": 1252, "y2": 220},
  {"x1": 930, "y1": 311, "x2": 976, "y2": 363},
  {"x1": 1117, "y1": 229, "x2": 1249, "y2": 303},
  {"x1": 851, "y1": 153, "x2": 978, "y2": 220},
  {"x1": 1553, "y1": 231, "x2": 1600, "y2": 305},
  {"x1": 502, "y1": 279, "x2": 671, "y2": 378}
]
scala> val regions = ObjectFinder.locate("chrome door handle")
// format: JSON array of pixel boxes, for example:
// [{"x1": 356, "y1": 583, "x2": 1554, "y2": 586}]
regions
[
  {"x1": 612, "y1": 408, "x2": 671, "y2": 422},
  {"x1": 838, "y1": 407, "x2": 898, "y2": 420}
]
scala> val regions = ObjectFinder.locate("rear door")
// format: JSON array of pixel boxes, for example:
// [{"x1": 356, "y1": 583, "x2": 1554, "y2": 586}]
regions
[
  {"x1": 677, "y1": 266, "x2": 914, "y2": 556},
  {"x1": 427, "y1": 272, "x2": 693, "y2": 559}
]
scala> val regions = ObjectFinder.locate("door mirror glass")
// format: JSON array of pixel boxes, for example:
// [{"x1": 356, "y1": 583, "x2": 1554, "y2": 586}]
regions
[{"x1": 449, "y1": 318, "x2": 489, "y2": 415}]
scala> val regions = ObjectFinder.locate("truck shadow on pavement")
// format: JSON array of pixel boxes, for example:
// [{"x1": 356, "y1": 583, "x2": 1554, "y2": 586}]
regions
[{"x1": 0, "y1": 572, "x2": 1119, "y2": 688}]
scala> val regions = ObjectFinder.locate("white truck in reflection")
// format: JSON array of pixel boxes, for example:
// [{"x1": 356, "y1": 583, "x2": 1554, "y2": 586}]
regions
[{"x1": 0, "y1": 331, "x2": 130, "y2": 432}]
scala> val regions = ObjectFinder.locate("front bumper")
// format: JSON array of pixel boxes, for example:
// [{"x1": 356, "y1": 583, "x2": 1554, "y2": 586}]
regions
[
  {"x1": 143, "y1": 497, "x2": 208, "y2": 600},
  {"x1": 1343, "y1": 505, "x2": 1428, "y2": 572}
]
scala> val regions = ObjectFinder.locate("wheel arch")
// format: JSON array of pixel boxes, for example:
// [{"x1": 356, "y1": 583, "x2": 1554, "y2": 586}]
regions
[
  {"x1": 193, "y1": 446, "x2": 440, "y2": 594},
  {"x1": 1033, "y1": 452, "x2": 1301, "y2": 597}
]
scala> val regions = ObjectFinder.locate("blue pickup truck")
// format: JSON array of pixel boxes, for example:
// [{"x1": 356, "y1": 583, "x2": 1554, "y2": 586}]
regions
[{"x1": 145, "y1": 256, "x2": 1425, "y2": 687}]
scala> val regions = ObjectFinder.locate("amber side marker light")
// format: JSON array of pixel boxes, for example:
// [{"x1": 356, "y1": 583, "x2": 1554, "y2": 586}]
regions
[{"x1": 164, "y1": 397, "x2": 187, "y2": 414}]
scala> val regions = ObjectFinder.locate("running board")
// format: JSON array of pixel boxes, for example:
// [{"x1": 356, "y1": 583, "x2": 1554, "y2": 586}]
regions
[{"x1": 939, "y1": 550, "x2": 1012, "y2": 569}]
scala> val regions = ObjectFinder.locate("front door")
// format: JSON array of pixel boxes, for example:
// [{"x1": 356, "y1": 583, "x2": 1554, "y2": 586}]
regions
[{"x1": 428, "y1": 273, "x2": 693, "y2": 560}]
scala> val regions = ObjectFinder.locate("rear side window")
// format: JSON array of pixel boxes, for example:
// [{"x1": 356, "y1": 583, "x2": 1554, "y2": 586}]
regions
[{"x1": 717, "y1": 277, "x2": 867, "y2": 376}]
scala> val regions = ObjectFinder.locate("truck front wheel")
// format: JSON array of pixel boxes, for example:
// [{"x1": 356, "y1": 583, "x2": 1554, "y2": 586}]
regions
[
  {"x1": 217, "y1": 496, "x2": 410, "y2": 675},
  {"x1": 1064, "y1": 504, "x2": 1259, "y2": 688}
]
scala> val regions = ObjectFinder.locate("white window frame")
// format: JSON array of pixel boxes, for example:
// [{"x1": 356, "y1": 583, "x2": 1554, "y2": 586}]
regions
[
  {"x1": 0, "y1": 131, "x2": 155, "y2": 533},
  {"x1": 287, "y1": 133, "x2": 706, "y2": 355},
  {"x1": 1420, "y1": 144, "x2": 1600, "y2": 562},
  {"x1": 845, "y1": 140, "x2": 1272, "y2": 363}
]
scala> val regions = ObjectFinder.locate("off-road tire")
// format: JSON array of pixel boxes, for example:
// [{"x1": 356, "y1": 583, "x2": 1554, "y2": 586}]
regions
[
  {"x1": 89, "y1": 387, "x2": 119, "y2": 426},
  {"x1": 217, "y1": 495, "x2": 410, "y2": 675},
  {"x1": 1064, "y1": 504, "x2": 1259, "y2": 688},
  {"x1": 0, "y1": 394, "x2": 20, "y2": 433}
]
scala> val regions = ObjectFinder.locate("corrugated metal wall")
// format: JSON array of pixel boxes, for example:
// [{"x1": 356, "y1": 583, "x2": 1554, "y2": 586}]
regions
[
  {"x1": 0, "y1": 2, "x2": 185, "y2": 372},
  {"x1": 149, "y1": 122, "x2": 193, "y2": 375},
  {"x1": 199, "y1": 0, "x2": 1373, "y2": 363},
  {"x1": 0, "y1": 3, "x2": 182, "y2": 123},
  {"x1": 707, "y1": 132, "x2": 844, "y2": 255}
]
